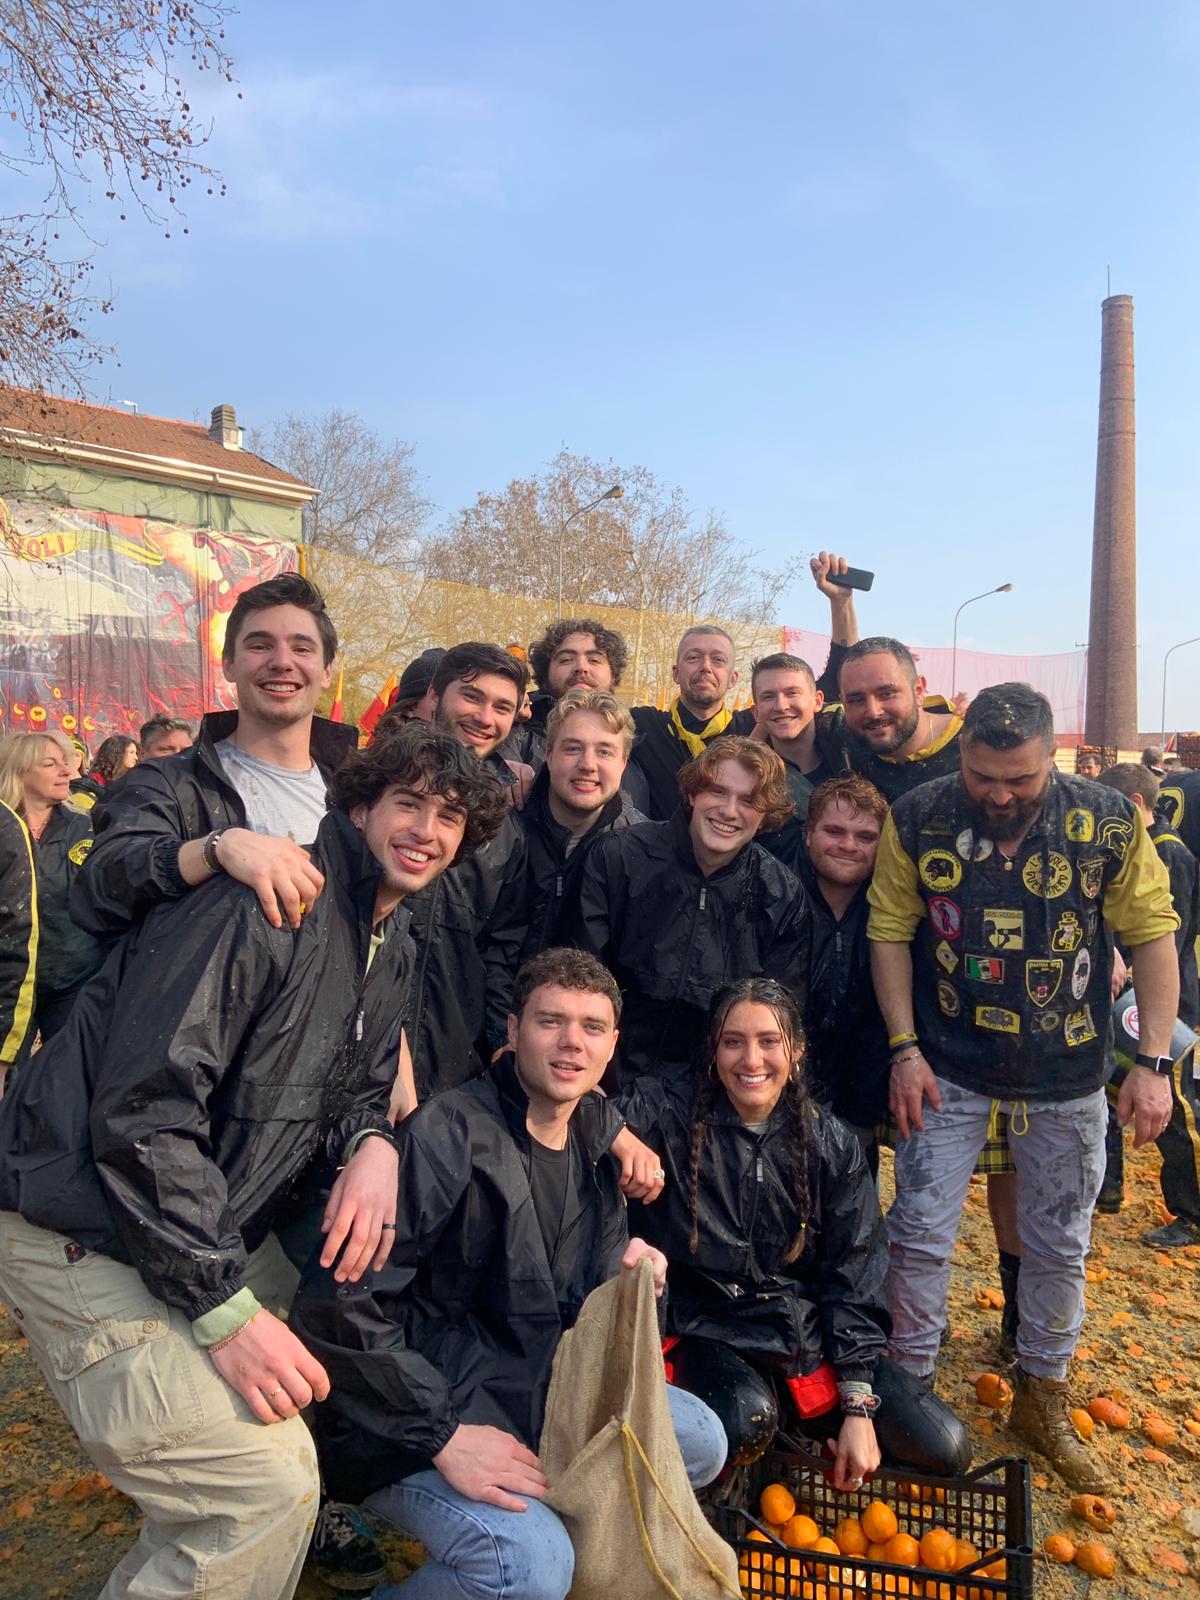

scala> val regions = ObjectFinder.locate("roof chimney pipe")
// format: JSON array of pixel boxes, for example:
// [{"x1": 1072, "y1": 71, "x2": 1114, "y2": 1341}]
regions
[{"x1": 210, "y1": 403, "x2": 242, "y2": 451}]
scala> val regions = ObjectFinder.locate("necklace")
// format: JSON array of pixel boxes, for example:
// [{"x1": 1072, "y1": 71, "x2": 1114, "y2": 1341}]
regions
[{"x1": 25, "y1": 810, "x2": 50, "y2": 841}]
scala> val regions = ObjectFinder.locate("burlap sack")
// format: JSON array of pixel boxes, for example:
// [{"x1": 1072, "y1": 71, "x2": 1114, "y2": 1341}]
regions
[{"x1": 540, "y1": 1259, "x2": 741, "y2": 1600}]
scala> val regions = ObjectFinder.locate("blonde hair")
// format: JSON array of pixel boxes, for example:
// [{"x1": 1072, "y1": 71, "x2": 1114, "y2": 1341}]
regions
[
  {"x1": 545, "y1": 687, "x2": 635, "y2": 759},
  {"x1": 0, "y1": 733, "x2": 66, "y2": 815}
]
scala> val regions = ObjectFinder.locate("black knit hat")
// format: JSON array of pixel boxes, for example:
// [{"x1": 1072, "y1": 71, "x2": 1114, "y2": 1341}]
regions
[{"x1": 391, "y1": 648, "x2": 446, "y2": 706}]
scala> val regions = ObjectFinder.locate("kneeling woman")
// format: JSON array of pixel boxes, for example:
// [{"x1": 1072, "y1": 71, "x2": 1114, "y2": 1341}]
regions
[{"x1": 620, "y1": 977, "x2": 969, "y2": 1488}]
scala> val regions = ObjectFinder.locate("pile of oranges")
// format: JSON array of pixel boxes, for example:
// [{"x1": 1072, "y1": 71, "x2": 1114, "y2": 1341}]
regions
[{"x1": 738, "y1": 1483, "x2": 1009, "y2": 1599}]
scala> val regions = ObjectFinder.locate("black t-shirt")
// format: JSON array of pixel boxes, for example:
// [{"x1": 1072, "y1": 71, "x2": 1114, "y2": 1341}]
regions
[{"x1": 528, "y1": 1134, "x2": 574, "y2": 1304}]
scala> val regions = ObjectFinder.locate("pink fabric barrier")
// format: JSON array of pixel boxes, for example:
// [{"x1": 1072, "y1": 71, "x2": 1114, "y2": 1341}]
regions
[{"x1": 780, "y1": 628, "x2": 1087, "y2": 737}]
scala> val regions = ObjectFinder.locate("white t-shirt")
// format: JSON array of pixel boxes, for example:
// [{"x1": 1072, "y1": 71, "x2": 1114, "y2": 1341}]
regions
[{"x1": 214, "y1": 738, "x2": 328, "y2": 845}]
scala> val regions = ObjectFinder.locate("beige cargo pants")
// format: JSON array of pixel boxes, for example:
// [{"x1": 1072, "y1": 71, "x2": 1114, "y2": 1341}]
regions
[{"x1": 0, "y1": 1211, "x2": 318, "y2": 1600}]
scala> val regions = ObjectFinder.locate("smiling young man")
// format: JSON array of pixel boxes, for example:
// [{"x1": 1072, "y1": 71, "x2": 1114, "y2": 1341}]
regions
[
  {"x1": 399, "y1": 641, "x2": 533, "y2": 1097},
  {"x1": 868, "y1": 683, "x2": 1179, "y2": 1488},
  {"x1": 292, "y1": 947, "x2": 726, "y2": 1600},
  {"x1": 73, "y1": 573, "x2": 354, "y2": 940},
  {"x1": 567, "y1": 736, "x2": 810, "y2": 1084},
  {"x1": 514, "y1": 687, "x2": 643, "y2": 964},
  {"x1": 0, "y1": 722, "x2": 508, "y2": 1600},
  {"x1": 507, "y1": 618, "x2": 629, "y2": 767},
  {"x1": 799, "y1": 776, "x2": 892, "y2": 1155}
]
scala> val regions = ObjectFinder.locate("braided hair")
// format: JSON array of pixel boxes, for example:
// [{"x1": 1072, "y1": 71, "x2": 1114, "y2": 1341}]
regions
[{"x1": 687, "y1": 977, "x2": 815, "y2": 1263}]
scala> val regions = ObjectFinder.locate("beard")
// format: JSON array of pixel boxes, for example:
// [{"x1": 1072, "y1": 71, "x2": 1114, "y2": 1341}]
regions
[
  {"x1": 855, "y1": 699, "x2": 920, "y2": 754},
  {"x1": 963, "y1": 780, "x2": 1051, "y2": 842}
]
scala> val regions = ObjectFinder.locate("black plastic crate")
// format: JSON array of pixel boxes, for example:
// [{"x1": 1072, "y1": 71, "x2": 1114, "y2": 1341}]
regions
[{"x1": 713, "y1": 1443, "x2": 1032, "y2": 1599}]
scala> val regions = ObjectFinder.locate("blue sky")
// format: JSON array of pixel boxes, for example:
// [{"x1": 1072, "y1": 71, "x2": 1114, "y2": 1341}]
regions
[{"x1": 63, "y1": 2, "x2": 1200, "y2": 728}]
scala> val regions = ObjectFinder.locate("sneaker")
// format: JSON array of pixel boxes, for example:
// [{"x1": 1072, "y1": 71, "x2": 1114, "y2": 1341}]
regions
[
  {"x1": 1141, "y1": 1218, "x2": 1200, "y2": 1249},
  {"x1": 308, "y1": 1500, "x2": 388, "y2": 1593}
]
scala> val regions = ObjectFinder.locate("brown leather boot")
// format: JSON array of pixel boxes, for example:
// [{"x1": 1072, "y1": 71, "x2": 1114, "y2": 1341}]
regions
[{"x1": 1008, "y1": 1367, "x2": 1109, "y2": 1491}]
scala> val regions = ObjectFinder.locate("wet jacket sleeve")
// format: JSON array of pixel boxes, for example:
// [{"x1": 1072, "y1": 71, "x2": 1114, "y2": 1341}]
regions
[
  {"x1": 291, "y1": 1107, "x2": 476, "y2": 1462},
  {"x1": 1104, "y1": 811, "x2": 1179, "y2": 947},
  {"x1": 563, "y1": 834, "x2": 624, "y2": 959},
  {"x1": 866, "y1": 812, "x2": 924, "y2": 942},
  {"x1": 764, "y1": 877, "x2": 812, "y2": 1009},
  {"x1": 479, "y1": 831, "x2": 531, "y2": 1050},
  {"x1": 0, "y1": 805, "x2": 37, "y2": 1071},
  {"x1": 71, "y1": 765, "x2": 201, "y2": 937},
  {"x1": 88, "y1": 893, "x2": 291, "y2": 1320},
  {"x1": 812, "y1": 1117, "x2": 890, "y2": 1383}
]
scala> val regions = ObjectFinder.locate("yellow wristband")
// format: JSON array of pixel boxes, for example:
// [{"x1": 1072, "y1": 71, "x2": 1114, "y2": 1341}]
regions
[{"x1": 888, "y1": 1031, "x2": 919, "y2": 1050}]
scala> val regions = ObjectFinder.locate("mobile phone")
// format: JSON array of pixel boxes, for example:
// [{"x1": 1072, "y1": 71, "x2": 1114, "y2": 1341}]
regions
[{"x1": 827, "y1": 566, "x2": 874, "y2": 592}]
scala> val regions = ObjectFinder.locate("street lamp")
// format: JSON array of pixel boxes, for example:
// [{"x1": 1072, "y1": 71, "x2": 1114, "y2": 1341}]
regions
[
  {"x1": 555, "y1": 485, "x2": 623, "y2": 619},
  {"x1": 1160, "y1": 635, "x2": 1200, "y2": 747},
  {"x1": 951, "y1": 583, "x2": 1013, "y2": 696}
]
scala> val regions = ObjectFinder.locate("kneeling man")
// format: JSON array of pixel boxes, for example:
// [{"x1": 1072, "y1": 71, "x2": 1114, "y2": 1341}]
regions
[{"x1": 293, "y1": 948, "x2": 727, "y2": 1600}]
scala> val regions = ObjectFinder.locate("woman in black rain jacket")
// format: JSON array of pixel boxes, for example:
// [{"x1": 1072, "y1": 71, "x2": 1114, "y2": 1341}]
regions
[{"x1": 620, "y1": 977, "x2": 970, "y2": 1480}]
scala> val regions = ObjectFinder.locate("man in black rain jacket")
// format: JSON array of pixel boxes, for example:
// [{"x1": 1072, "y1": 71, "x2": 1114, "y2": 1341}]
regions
[
  {"x1": 0, "y1": 724, "x2": 507, "y2": 1600},
  {"x1": 513, "y1": 686, "x2": 642, "y2": 965},
  {"x1": 291, "y1": 949, "x2": 726, "y2": 1600},
  {"x1": 566, "y1": 736, "x2": 809, "y2": 1085},
  {"x1": 72, "y1": 572, "x2": 357, "y2": 942}
]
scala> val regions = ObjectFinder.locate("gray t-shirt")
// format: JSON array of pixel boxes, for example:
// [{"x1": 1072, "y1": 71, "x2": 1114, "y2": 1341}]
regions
[{"x1": 214, "y1": 738, "x2": 328, "y2": 844}]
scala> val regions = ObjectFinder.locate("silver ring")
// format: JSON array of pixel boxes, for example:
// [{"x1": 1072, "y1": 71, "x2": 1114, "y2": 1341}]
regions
[
  {"x1": 380, "y1": 1222, "x2": 396, "y2": 1230},
  {"x1": 653, "y1": 1168, "x2": 666, "y2": 1180}
]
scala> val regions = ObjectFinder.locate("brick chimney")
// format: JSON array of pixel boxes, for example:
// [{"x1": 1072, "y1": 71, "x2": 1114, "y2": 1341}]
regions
[
  {"x1": 1084, "y1": 295, "x2": 1137, "y2": 752},
  {"x1": 209, "y1": 403, "x2": 242, "y2": 451}
]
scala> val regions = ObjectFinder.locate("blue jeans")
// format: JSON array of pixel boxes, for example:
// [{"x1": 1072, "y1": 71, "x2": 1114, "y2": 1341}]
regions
[{"x1": 368, "y1": 1385, "x2": 726, "y2": 1600}]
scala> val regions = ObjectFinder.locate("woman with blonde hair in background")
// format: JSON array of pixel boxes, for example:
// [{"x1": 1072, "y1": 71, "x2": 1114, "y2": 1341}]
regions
[{"x1": 0, "y1": 735, "x2": 101, "y2": 1043}]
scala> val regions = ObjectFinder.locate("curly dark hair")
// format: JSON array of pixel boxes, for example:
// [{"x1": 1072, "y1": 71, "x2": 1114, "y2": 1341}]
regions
[
  {"x1": 328, "y1": 721, "x2": 508, "y2": 863},
  {"x1": 90, "y1": 734, "x2": 138, "y2": 782},
  {"x1": 528, "y1": 619, "x2": 628, "y2": 691},
  {"x1": 677, "y1": 736, "x2": 794, "y2": 833},
  {"x1": 512, "y1": 946, "x2": 622, "y2": 1021},
  {"x1": 688, "y1": 978, "x2": 813, "y2": 1261}
]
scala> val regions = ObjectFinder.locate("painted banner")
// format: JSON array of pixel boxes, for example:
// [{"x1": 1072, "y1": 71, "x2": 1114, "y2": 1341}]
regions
[
  {"x1": 0, "y1": 498, "x2": 296, "y2": 746},
  {"x1": 781, "y1": 627, "x2": 1087, "y2": 737}
]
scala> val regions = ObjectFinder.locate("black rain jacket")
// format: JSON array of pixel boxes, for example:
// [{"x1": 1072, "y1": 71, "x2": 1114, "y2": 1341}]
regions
[
  {"x1": 1158, "y1": 770, "x2": 1200, "y2": 861},
  {"x1": 564, "y1": 809, "x2": 810, "y2": 1083},
  {"x1": 1147, "y1": 821, "x2": 1200, "y2": 1028},
  {"x1": 31, "y1": 803, "x2": 103, "y2": 1004},
  {"x1": 0, "y1": 808, "x2": 408, "y2": 1323},
  {"x1": 620, "y1": 1079, "x2": 888, "y2": 1383},
  {"x1": 404, "y1": 755, "x2": 528, "y2": 1099},
  {"x1": 798, "y1": 854, "x2": 891, "y2": 1128},
  {"x1": 71, "y1": 709, "x2": 358, "y2": 938},
  {"x1": 513, "y1": 764, "x2": 643, "y2": 965},
  {"x1": 290, "y1": 1057, "x2": 628, "y2": 1505},
  {"x1": 0, "y1": 801, "x2": 37, "y2": 1071}
]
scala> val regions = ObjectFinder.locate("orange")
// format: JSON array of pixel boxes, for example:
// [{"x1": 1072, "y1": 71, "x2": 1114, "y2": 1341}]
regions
[
  {"x1": 865, "y1": 1542, "x2": 891, "y2": 1561},
  {"x1": 883, "y1": 1532, "x2": 920, "y2": 1566},
  {"x1": 833, "y1": 1517, "x2": 868, "y2": 1556},
  {"x1": 808, "y1": 1536, "x2": 841, "y2": 1572},
  {"x1": 1043, "y1": 1533, "x2": 1076, "y2": 1563},
  {"x1": 1070, "y1": 1407, "x2": 1095, "y2": 1440},
  {"x1": 974, "y1": 1372, "x2": 1012, "y2": 1409},
  {"x1": 761, "y1": 1483, "x2": 797, "y2": 1526},
  {"x1": 1073, "y1": 1541, "x2": 1116, "y2": 1578},
  {"x1": 782, "y1": 1514, "x2": 821, "y2": 1549},
  {"x1": 952, "y1": 1538, "x2": 979, "y2": 1571},
  {"x1": 860, "y1": 1499, "x2": 899, "y2": 1544},
  {"x1": 918, "y1": 1527, "x2": 957, "y2": 1572}
]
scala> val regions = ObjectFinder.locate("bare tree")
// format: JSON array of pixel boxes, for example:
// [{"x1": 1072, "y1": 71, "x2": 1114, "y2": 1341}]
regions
[
  {"x1": 0, "y1": 0, "x2": 236, "y2": 392},
  {"x1": 248, "y1": 409, "x2": 430, "y2": 568},
  {"x1": 248, "y1": 410, "x2": 432, "y2": 718},
  {"x1": 424, "y1": 448, "x2": 799, "y2": 697}
]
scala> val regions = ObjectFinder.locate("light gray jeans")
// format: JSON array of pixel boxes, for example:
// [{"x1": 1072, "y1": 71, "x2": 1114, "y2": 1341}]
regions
[{"x1": 886, "y1": 1076, "x2": 1107, "y2": 1379}]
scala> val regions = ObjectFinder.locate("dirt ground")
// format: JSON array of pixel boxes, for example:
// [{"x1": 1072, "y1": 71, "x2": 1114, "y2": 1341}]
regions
[{"x1": 0, "y1": 1138, "x2": 1197, "y2": 1599}]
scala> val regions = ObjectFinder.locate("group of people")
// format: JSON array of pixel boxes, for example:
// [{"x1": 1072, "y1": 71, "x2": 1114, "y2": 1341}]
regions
[{"x1": 0, "y1": 555, "x2": 1196, "y2": 1600}]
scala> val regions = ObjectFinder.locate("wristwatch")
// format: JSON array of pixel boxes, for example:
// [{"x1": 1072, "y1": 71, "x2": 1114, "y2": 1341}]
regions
[
  {"x1": 201, "y1": 828, "x2": 228, "y2": 875},
  {"x1": 1134, "y1": 1052, "x2": 1173, "y2": 1075}
]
